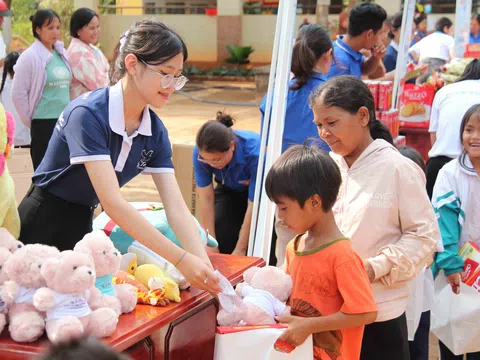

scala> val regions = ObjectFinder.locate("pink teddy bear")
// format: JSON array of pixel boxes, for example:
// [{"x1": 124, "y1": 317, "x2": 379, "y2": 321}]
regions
[
  {"x1": 217, "y1": 266, "x2": 293, "y2": 326},
  {"x1": 33, "y1": 250, "x2": 119, "y2": 344},
  {"x1": 2, "y1": 244, "x2": 60, "y2": 342},
  {"x1": 74, "y1": 231, "x2": 137, "y2": 315},
  {"x1": 0, "y1": 247, "x2": 12, "y2": 334},
  {"x1": 0, "y1": 228, "x2": 23, "y2": 253}
]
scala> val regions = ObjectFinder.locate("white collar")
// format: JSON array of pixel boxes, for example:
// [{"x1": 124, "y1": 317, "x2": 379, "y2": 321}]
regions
[
  {"x1": 108, "y1": 81, "x2": 152, "y2": 137},
  {"x1": 390, "y1": 41, "x2": 399, "y2": 52}
]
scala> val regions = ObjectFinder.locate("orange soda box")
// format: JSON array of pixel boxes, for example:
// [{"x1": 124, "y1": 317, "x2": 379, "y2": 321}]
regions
[{"x1": 459, "y1": 242, "x2": 480, "y2": 288}]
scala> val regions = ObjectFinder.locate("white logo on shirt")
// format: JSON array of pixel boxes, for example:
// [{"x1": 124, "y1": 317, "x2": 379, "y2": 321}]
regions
[
  {"x1": 53, "y1": 66, "x2": 70, "y2": 79},
  {"x1": 137, "y1": 150, "x2": 154, "y2": 170},
  {"x1": 368, "y1": 192, "x2": 391, "y2": 209}
]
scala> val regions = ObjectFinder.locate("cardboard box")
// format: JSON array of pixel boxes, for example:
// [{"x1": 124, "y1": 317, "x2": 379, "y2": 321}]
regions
[
  {"x1": 6, "y1": 148, "x2": 33, "y2": 204},
  {"x1": 172, "y1": 142, "x2": 199, "y2": 218}
]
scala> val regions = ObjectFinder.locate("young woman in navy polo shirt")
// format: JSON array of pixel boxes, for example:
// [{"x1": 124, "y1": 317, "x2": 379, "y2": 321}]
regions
[
  {"x1": 17, "y1": 20, "x2": 220, "y2": 293},
  {"x1": 259, "y1": 24, "x2": 333, "y2": 266},
  {"x1": 193, "y1": 112, "x2": 259, "y2": 257}
]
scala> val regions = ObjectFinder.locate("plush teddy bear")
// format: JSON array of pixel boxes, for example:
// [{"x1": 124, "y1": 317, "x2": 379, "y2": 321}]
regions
[
  {"x1": 74, "y1": 231, "x2": 137, "y2": 316},
  {"x1": 2, "y1": 244, "x2": 60, "y2": 342},
  {"x1": 217, "y1": 266, "x2": 293, "y2": 327},
  {"x1": 0, "y1": 247, "x2": 12, "y2": 334},
  {"x1": 0, "y1": 228, "x2": 23, "y2": 253},
  {"x1": 0, "y1": 108, "x2": 20, "y2": 239},
  {"x1": 33, "y1": 250, "x2": 119, "y2": 344}
]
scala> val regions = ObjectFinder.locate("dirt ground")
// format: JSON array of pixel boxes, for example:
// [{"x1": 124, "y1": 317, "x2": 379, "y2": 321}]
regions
[{"x1": 119, "y1": 81, "x2": 443, "y2": 359}]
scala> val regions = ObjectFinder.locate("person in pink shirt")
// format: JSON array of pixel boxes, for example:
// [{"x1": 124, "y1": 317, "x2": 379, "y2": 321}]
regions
[
  {"x1": 67, "y1": 8, "x2": 109, "y2": 99},
  {"x1": 310, "y1": 75, "x2": 438, "y2": 360}
]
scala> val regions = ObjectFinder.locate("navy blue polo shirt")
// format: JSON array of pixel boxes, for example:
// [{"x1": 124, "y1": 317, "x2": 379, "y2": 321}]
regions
[
  {"x1": 383, "y1": 42, "x2": 398, "y2": 73},
  {"x1": 193, "y1": 130, "x2": 260, "y2": 202},
  {"x1": 327, "y1": 35, "x2": 365, "y2": 79},
  {"x1": 260, "y1": 72, "x2": 330, "y2": 153},
  {"x1": 33, "y1": 82, "x2": 174, "y2": 207}
]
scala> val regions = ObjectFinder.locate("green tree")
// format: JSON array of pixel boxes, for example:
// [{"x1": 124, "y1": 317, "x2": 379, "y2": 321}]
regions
[{"x1": 11, "y1": 0, "x2": 37, "y2": 44}]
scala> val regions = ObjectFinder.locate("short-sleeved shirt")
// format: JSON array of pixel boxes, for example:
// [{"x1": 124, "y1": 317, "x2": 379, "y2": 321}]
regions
[
  {"x1": 409, "y1": 31, "x2": 455, "y2": 63},
  {"x1": 33, "y1": 50, "x2": 71, "y2": 119},
  {"x1": 327, "y1": 36, "x2": 365, "y2": 79},
  {"x1": 470, "y1": 32, "x2": 480, "y2": 44},
  {"x1": 193, "y1": 130, "x2": 259, "y2": 202},
  {"x1": 33, "y1": 81, "x2": 174, "y2": 207},
  {"x1": 260, "y1": 73, "x2": 330, "y2": 154},
  {"x1": 383, "y1": 41, "x2": 398, "y2": 73},
  {"x1": 285, "y1": 236, "x2": 377, "y2": 360},
  {"x1": 428, "y1": 80, "x2": 480, "y2": 158}
]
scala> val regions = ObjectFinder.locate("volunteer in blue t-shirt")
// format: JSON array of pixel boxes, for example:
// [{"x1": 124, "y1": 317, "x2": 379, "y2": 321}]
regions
[
  {"x1": 259, "y1": 24, "x2": 332, "y2": 266},
  {"x1": 383, "y1": 12, "x2": 403, "y2": 73},
  {"x1": 17, "y1": 20, "x2": 220, "y2": 294},
  {"x1": 193, "y1": 112, "x2": 259, "y2": 257},
  {"x1": 471, "y1": 14, "x2": 480, "y2": 44},
  {"x1": 326, "y1": 3, "x2": 388, "y2": 80}
]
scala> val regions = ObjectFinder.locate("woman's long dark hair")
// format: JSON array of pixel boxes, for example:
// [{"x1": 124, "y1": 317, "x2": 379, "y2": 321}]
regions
[
  {"x1": 290, "y1": 24, "x2": 332, "y2": 91},
  {"x1": 110, "y1": 20, "x2": 188, "y2": 84},
  {"x1": 0, "y1": 52, "x2": 20, "y2": 95},
  {"x1": 457, "y1": 59, "x2": 480, "y2": 82},
  {"x1": 309, "y1": 76, "x2": 394, "y2": 144}
]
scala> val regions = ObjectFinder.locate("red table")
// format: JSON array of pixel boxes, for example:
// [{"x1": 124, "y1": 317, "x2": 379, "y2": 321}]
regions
[
  {"x1": 0, "y1": 254, "x2": 265, "y2": 360},
  {"x1": 400, "y1": 126, "x2": 431, "y2": 161}
]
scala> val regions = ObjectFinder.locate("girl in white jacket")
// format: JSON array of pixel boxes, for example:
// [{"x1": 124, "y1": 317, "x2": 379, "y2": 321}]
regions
[
  {"x1": 432, "y1": 104, "x2": 480, "y2": 360},
  {"x1": 309, "y1": 75, "x2": 439, "y2": 360}
]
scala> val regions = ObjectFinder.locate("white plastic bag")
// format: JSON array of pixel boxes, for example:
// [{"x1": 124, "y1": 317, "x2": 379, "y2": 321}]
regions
[
  {"x1": 214, "y1": 325, "x2": 313, "y2": 360},
  {"x1": 406, "y1": 267, "x2": 425, "y2": 341},
  {"x1": 431, "y1": 274, "x2": 480, "y2": 355}
]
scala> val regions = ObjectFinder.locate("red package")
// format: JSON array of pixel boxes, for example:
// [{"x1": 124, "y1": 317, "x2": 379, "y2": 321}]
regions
[
  {"x1": 399, "y1": 84, "x2": 435, "y2": 129},
  {"x1": 394, "y1": 135, "x2": 406, "y2": 146},
  {"x1": 463, "y1": 258, "x2": 480, "y2": 286},
  {"x1": 388, "y1": 109, "x2": 399, "y2": 138},
  {"x1": 364, "y1": 80, "x2": 380, "y2": 110},
  {"x1": 274, "y1": 339, "x2": 296, "y2": 353},
  {"x1": 378, "y1": 81, "x2": 393, "y2": 111}
]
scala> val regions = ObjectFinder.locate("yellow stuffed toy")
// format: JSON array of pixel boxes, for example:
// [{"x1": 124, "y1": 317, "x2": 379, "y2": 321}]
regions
[
  {"x1": 135, "y1": 264, "x2": 181, "y2": 303},
  {"x1": 0, "y1": 105, "x2": 20, "y2": 239}
]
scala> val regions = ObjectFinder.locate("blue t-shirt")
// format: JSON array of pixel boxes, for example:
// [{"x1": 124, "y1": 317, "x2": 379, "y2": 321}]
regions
[
  {"x1": 470, "y1": 32, "x2": 480, "y2": 44},
  {"x1": 193, "y1": 130, "x2": 260, "y2": 202},
  {"x1": 383, "y1": 43, "x2": 398, "y2": 73},
  {"x1": 327, "y1": 36, "x2": 365, "y2": 79},
  {"x1": 33, "y1": 82, "x2": 174, "y2": 207},
  {"x1": 260, "y1": 73, "x2": 330, "y2": 154}
]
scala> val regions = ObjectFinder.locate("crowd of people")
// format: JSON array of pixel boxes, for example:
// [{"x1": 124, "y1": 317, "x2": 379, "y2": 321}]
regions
[{"x1": 0, "y1": 1, "x2": 478, "y2": 359}]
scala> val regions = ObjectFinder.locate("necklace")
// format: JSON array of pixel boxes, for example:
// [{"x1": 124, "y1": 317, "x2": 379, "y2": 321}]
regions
[{"x1": 220, "y1": 164, "x2": 232, "y2": 185}]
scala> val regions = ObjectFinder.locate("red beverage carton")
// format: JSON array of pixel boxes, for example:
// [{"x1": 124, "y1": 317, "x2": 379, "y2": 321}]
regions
[
  {"x1": 378, "y1": 81, "x2": 393, "y2": 111},
  {"x1": 365, "y1": 80, "x2": 380, "y2": 110},
  {"x1": 399, "y1": 84, "x2": 435, "y2": 129},
  {"x1": 388, "y1": 109, "x2": 399, "y2": 138}
]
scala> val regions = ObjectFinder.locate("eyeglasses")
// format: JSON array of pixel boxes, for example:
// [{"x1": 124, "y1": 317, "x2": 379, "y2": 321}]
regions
[
  {"x1": 197, "y1": 149, "x2": 231, "y2": 166},
  {"x1": 139, "y1": 59, "x2": 189, "y2": 91}
]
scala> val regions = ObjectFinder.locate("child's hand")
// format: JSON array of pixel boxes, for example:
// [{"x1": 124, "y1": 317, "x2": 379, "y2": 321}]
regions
[
  {"x1": 446, "y1": 272, "x2": 463, "y2": 294},
  {"x1": 275, "y1": 315, "x2": 312, "y2": 347}
]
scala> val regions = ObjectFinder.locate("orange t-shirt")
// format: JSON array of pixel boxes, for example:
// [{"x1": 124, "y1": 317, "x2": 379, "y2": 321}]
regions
[{"x1": 285, "y1": 236, "x2": 377, "y2": 360}]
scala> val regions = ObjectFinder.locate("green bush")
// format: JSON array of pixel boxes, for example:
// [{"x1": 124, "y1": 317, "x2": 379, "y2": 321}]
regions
[{"x1": 225, "y1": 45, "x2": 254, "y2": 65}]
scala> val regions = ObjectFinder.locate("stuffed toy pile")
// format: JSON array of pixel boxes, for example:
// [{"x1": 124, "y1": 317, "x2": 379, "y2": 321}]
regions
[
  {"x1": 0, "y1": 106, "x2": 20, "y2": 239},
  {"x1": 217, "y1": 266, "x2": 293, "y2": 326}
]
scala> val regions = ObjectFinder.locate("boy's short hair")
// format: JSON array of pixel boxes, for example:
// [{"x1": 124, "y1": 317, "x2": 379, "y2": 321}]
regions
[
  {"x1": 39, "y1": 336, "x2": 131, "y2": 360},
  {"x1": 265, "y1": 143, "x2": 341, "y2": 212},
  {"x1": 396, "y1": 145, "x2": 425, "y2": 173},
  {"x1": 348, "y1": 3, "x2": 387, "y2": 37}
]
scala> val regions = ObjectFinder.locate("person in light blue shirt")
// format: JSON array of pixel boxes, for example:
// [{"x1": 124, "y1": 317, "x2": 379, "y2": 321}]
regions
[
  {"x1": 327, "y1": 3, "x2": 388, "y2": 79},
  {"x1": 193, "y1": 112, "x2": 260, "y2": 257},
  {"x1": 259, "y1": 24, "x2": 333, "y2": 266},
  {"x1": 470, "y1": 14, "x2": 480, "y2": 44}
]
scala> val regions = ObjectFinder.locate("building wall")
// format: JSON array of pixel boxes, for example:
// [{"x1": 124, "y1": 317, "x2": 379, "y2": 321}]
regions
[{"x1": 98, "y1": 14, "x2": 218, "y2": 61}]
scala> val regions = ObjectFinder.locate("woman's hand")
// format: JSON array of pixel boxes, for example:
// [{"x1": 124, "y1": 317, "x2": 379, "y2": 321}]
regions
[
  {"x1": 176, "y1": 252, "x2": 221, "y2": 294},
  {"x1": 446, "y1": 272, "x2": 462, "y2": 294}
]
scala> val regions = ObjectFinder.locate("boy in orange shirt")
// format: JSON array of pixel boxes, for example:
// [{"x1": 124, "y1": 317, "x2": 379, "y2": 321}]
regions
[{"x1": 265, "y1": 144, "x2": 378, "y2": 360}]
